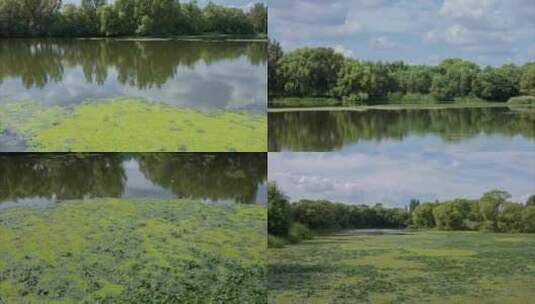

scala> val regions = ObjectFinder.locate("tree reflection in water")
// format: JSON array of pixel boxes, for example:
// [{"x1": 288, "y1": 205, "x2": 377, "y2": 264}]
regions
[{"x1": 0, "y1": 153, "x2": 266, "y2": 205}]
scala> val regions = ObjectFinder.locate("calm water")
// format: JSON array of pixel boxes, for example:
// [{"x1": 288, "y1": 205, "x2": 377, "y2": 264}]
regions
[
  {"x1": 0, "y1": 153, "x2": 267, "y2": 208},
  {"x1": 269, "y1": 107, "x2": 535, "y2": 152},
  {"x1": 0, "y1": 39, "x2": 267, "y2": 111}
]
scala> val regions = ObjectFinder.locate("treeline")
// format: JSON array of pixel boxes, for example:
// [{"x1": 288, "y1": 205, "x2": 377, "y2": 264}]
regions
[
  {"x1": 268, "y1": 40, "x2": 535, "y2": 105},
  {"x1": 0, "y1": 0, "x2": 267, "y2": 37},
  {"x1": 268, "y1": 183, "x2": 535, "y2": 247},
  {"x1": 411, "y1": 191, "x2": 535, "y2": 233}
]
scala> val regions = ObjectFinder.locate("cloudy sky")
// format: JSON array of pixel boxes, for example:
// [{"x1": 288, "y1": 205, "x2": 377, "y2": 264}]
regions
[
  {"x1": 269, "y1": 0, "x2": 535, "y2": 66},
  {"x1": 269, "y1": 152, "x2": 535, "y2": 207},
  {"x1": 64, "y1": 0, "x2": 261, "y2": 8}
]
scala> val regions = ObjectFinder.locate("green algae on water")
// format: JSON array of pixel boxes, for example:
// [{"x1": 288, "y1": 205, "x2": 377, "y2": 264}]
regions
[
  {"x1": 0, "y1": 98, "x2": 267, "y2": 152},
  {"x1": 0, "y1": 199, "x2": 266, "y2": 303}
]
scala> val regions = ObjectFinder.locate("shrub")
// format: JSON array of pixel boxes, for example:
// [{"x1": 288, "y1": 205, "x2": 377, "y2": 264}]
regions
[
  {"x1": 288, "y1": 223, "x2": 313, "y2": 244},
  {"x1": 507, "y1": 96, "x2": 535, "y2": 105},
  {"x1": 453, "y1": 96, "x2": 488, "y2": 104},
  {"x1": 386, "y1": 93, "x2": 438, "y2": 104},
  {"x1": 342, "y1": 93, "x2": 369, "y2": 106},
  {"x1": 268, "y1": 235, "x2": 286, "y2": 248}
]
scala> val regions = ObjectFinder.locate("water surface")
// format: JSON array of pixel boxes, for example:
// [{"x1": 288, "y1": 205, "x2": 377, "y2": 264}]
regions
[
  {"x1": 0, "y1": 153, "x2": 267, "y2": 208},
  {"x1": 269, "y1": 107, "x2": 535, "y2": 152},
  {"x1": 0, "y1": 39, "x2": 266, "y2": 111}
]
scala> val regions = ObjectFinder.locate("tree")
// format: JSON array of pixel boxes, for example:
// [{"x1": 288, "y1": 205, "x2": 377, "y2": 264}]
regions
[
  {"x1": 526, "y1": 195, "x2": 535, "y2": 207},
  {"x1": 268, "y1": 39, "x2": 284, "y2": 96},
  {"x1": 247, "y1": 3, "x2": 266, "y2": 34},
  {"x1": 98, "y1": 4, "x2": 120, "y2": 36},
  {"x1": 519, "y1": 63, "x2": 535, "y2": 96},
  {"x1": 431, "y1": 58, "x2": 480, "y2": 101},
  {"x1": 412, "y1": 203, "x2": 436, "y2": 228},
  {"x1": 277, "y1": 47, "x2": 344, "y2": 97},
  {"x1": 498, "y1": 202, "x2": 524, "y2": 232},
  {"x1": 433, "y1": 201, "x2": 466, "y2": 230},
  {"x1": 473, "y1": 66, "x2": 518, "y2": 101},
  {"x1": 332, "y1": 58, "x2": 370, "y2": 105},
  {"x1": 268, "y1": 182, "x2": 291, "y2": 237},
  {"x1": 81, "y1": 0, "x2": 106, "y2": 35},
  {"x1": 19, "y1": 0, "x2": 62, "y2": 35},
  {"x1": 522, "y1": 205, "x2": 535, "y2": 233},
  {"x1": 479, "y1": 190, "x2": 511, "y2": 232}
]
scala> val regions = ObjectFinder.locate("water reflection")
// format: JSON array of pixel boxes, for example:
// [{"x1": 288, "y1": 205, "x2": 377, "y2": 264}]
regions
[
  {"x1": 269, "y1": 107, "x2": 535, "y2": 152},
  {"x1": 0, "y1": 153, "x2": 267, "y2": 207},
  {"x1": 0, "y1": 39, "x2": 266, "y2": 111}
]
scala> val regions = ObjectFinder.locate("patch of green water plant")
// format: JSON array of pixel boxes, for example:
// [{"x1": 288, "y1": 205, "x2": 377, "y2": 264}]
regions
[
  {"x1": 0, "y1": 98, "x2": 267, "y2": 152},
  {"x1": 0, "y1": 199, "x2": 266, "y2": 303},
  {"x1": 268, "y1": 231, "x2": 535, "y2": 304}
]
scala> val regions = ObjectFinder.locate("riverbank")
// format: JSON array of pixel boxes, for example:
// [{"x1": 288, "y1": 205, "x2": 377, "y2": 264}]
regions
[
  {"x1": 268, "y1": 230, "x2": 535, "y2": 304},
  {"x1": 74, "y1": 34, "x2": 267, "y2": 42},
  {"x1": 0, "y1": 198, "x2": 266, "y2": 303},
  {"x1": 269, "y1": 102, "x2": 530, "y2": 112}
]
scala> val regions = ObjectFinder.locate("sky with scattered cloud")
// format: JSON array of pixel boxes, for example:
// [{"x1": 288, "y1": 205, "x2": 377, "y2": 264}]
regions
[
  {"x1": 269, "y1": 0, "x2": 535, "y2": 66},
  {"x1": 64, "y1": 0, "x2": 261, "y2": 9},
  {"x1": 269, "y1": 152, "x2": 535, "y2": 207}
]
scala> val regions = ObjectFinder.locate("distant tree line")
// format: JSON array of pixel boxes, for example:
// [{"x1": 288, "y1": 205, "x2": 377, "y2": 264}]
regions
[
  {"x1": 268, "y1": 40, "x2": 535, "y2": 105},
  {"x1": 0, "y1": 0, "x2": 267, "y2": 37},
  {"x1": 268, "y1": 182, "x2": 535, "y2": 247},
  {"x1": 411, "y1": 191, "x2": 535, "y2": 233}
]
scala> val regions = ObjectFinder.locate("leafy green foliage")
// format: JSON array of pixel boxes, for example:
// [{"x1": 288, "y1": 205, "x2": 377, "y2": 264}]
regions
[
  {"x1": 0, "y1": 98, "x2": 267, "y2": 152},
  {"x1": 268, "y1": 231, "x2": 535, "y2": 303},
  {"x1": 267, "y1": 182, "x2": 291, "y2": 238},
  {"x1": 270, "y1": 44, "x2": 535, "y2": 106},
  {"x1": 287, "y1": 223, "x2": 313, "y2": 244},
  {"x1": 0, "y1": 199, "x2": 266, "y2": 303},
  {"x1": 0, "y1": 0, "x2": 267, "y2": 37}
]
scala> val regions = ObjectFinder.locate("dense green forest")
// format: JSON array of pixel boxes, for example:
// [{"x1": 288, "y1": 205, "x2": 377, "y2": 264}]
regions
[
  {"x1": 268, "y1": 40, "x2": 535, "y2": 106},
  {"x1": 268, "y1": 183, "x2": 535, "y2": 247},
  {"x1": 0, "y1": 0, "x2": 267, "y2": 37}
]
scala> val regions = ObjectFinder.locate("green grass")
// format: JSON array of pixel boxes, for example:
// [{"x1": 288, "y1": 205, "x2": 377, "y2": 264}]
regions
[
  {"x1": 0, "y1": 199, "x2": 266, "y2": 303},
  {"x1": 0, "y1": 98, "x2": 267, "y2": 152},
  {"x1": 268, "y1": 102, "x2": 514, "y2": 113},
  {"x1": 269, "y1": 97, "x2": 342, "y2": 108},
  {"x1": 268, "y1": 231, "x2": 535, "y2": 304}
]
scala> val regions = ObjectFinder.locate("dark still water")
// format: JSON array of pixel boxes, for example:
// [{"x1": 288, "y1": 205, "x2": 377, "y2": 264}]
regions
[
  {"x1": 0, "y1": 39, "x2": 266, "y2": 111},
  {"x1": 0, "y1": 153, "x2": 267, "y2": 208},
  {"x1": 269, "y1": 107, "x2": 535, "y2": 152}
]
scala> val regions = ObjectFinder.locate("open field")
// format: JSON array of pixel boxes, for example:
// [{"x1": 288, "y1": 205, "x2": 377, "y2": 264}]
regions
[
  {"x1": 268, "y1": 231, "x2": 535, "y2": 304},
  {"x1": 0, "y1": 98, "x2": 267, "y2": 152},
  {"x1": 0, "y1": 199, "x2": 266, "y2": 303}
]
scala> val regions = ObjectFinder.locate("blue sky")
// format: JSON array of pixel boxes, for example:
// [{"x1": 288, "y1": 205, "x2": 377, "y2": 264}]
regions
[
  {"x1": 269, "y1": 152, "x2": 535, "y2": 207},
  {"x1": 269, "y1": 0, "x2": 535, "y2": 66}
]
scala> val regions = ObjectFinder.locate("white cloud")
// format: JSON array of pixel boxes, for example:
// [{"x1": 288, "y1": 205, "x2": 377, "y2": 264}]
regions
[
  {"x1": 370, "y1": 36, "x2": 400, "y2": 50},
  {"x1": 270, "y1": 0, "x2": 534, "y2": 65},
  {"x1": 333, "y1": 45, "x2": 354, "y2": 57}
]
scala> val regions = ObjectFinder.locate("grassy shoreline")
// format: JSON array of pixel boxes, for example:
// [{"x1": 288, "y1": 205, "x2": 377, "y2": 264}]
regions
[
  {"x1": 70, "y1": 34, "x2": 266, "y2": 42},
  {"x1": 268, "y1": 102, "x2": 527, "y2": 112}
]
